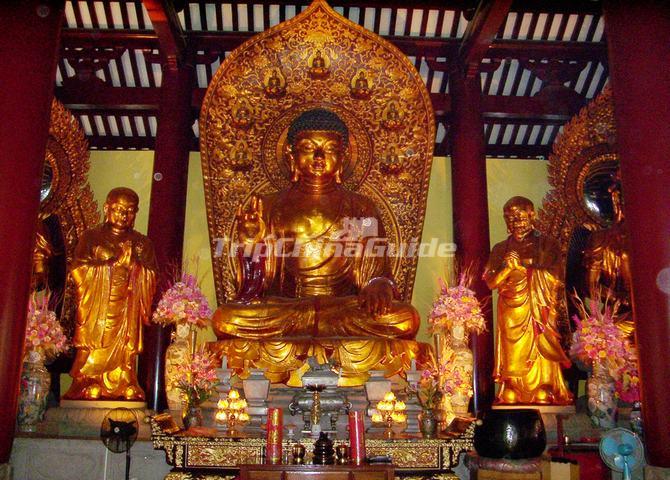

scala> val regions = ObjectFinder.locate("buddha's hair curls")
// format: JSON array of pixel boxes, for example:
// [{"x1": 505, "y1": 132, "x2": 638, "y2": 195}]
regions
[{"x1": 287, "y1": 108, "x2": 349, "y2": 146}]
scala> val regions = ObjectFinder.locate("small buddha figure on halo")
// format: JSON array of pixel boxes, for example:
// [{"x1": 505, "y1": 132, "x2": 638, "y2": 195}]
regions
[
  {"x1": 381, "y1": 145, "x2": 403, "y2": 175},
  {"x1": 64, "y1": 187, "x2": 157, "y2": 400},
  {"x1": 484, "y1": 196, "x2": 573, "y2": 405},
  {"x1": 351, "y1": 70, "x2": 371, "y2": 99},
  {"x1": 381, "y1": 101, "x2": 402, "y2": 130},
  {"x1": 308, "y1": 50, "x2": 329, "y2": 79},
  {"x1": 212, "y1": 109, "x2": 421, "y2": 386},
  {"x1": 264, "y1": 68, "x2": 286, "y2": 98},
  {"x1": 232, "y1": 98, "x2": 254, "y2": 129}
]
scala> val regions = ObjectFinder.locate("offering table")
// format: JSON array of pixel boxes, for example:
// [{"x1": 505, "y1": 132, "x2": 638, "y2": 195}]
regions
[{"x1": 151, "y1": 418, "x2": 474, "y2": 480}]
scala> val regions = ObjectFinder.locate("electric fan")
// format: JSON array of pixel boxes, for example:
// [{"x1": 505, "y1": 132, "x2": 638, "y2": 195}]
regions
[
  {"x1": 100, "y1": 407, "x2": 139, "y2": 480},
  {"x1": 599, "y1": 427, "x2": 645, "y2": 480}
]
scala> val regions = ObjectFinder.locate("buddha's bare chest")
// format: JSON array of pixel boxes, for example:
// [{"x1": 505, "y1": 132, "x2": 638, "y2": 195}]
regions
[{"x1": 272, "y1": 201, "x2": 344, "y2": 241}]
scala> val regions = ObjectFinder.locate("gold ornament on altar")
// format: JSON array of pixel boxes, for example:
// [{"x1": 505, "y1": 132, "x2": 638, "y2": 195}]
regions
[
  {"x1": 372, "y1": 391, "x2": 407, "y2": 438},
  {"x1": 216, "y1": 389, "x2": 250, "y2": 435},
  {"x1": 484, "y1": 196, "x2": 573, "y2": 405},
  {"x1": 64, "y1": 187, "x2": 157, "y2": 400},
  {"x1": 200, "y1": 0, "x2": 435, "y2": 386}
]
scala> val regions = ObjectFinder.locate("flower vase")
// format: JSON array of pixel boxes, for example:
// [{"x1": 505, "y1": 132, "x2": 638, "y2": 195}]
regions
[
  {"x1": 182, "y1": 400, "x2": 203, "y2": 430},
  {"x1": 165, "y1": 323, "x2": 192, "y2": 412},
  {"x1": 418, "y1": 409, "x2": 438, "y2": 438},
  {"x1": 17, "y1": 352, "x2": 51, "y2": 433},
  {"x1": 449, "y1": 325, "x2": 474, "y2": 415},
  {"x1": 587, "y1": 361, "x2": 617, "y2": 429}
]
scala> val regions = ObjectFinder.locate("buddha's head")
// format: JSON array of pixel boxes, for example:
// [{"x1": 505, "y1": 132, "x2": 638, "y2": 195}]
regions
[
  {"x1": 285, "y1": 108, "x2": 348, "y2": 185},
  {"x1": 503, "y1": 196, "x2": 535, "y2": 240},
  {"x1": 104, "y1": 187, "x2": 139, "y2": 232}
]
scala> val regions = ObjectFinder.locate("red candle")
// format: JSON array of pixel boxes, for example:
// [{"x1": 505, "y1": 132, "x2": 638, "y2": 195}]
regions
[
  {"x1": 348, "y1": 411, "x2": 366, "y2": 465},
  {"x1": 266, "y1": 408, "x2": 283, "y2": 464}
]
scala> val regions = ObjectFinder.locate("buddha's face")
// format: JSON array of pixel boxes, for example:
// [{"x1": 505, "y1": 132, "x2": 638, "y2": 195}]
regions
[
  {"x1": 104, "y1": 194, "x2": 138, "y2": 231},
  {"x1": 291, "y1": 130, "x2": 344, "y2": 183},
  {"x1": 504, "y1": 204, "x2": 534, "y2": 240}
]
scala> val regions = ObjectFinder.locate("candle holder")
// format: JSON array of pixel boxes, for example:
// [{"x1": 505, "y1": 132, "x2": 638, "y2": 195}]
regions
[
  {"x1": 215, "y1": 388, "x2": 249, "y2": 435},
  {"x1": 371, "y1": 391, "x2": 407, "y2": 438}
]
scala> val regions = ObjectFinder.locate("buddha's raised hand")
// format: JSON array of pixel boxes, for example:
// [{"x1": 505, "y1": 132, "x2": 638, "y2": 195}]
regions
[{"x1": 236, "y1": 195, "x2": 267, "y2": 244}]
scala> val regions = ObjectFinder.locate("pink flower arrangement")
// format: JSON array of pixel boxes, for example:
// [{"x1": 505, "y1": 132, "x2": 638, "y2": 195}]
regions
[
  {"x1": 428, "y1": 276, "x2": 486, "y2": 335},
  {"x1": 615, "y1": 355, "x2": 641, "y2": 403},
  {"x1": 175, "y1": 350, "x2": 219, "y2": 405},
  {"x1": 416, "y1": 368, "x2": 441, "y2": 409},
  {"x1": 24, "y1": 294, "x2": 68, "y2": 362},
  {"x1": 152, "y1": 273, "x2": 213, "y2": 328},
  {"x1": 570, "y1": 296, "x2": 628, "y2": 377}
]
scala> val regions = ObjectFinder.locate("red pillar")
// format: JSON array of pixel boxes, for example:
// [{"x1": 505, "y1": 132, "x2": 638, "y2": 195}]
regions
[
  {"x1": 139, "y1": 63, "x2": 194, "y2": 411},
  {"x1": 0, "y1": 0, "x2": 63, "y2": 463},
  {"x1": 604, "y1": 0, "x2": 670, "y2": 467},
  {"x1": 449, "y1": 69, "x2": 494, "y2": 414}
]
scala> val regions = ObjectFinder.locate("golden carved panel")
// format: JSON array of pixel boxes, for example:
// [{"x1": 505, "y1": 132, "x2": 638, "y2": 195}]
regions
[
  {"x1": 187, "y1": 444, "x2": 263, "y2": 467},
  {"x1": 537, "y1": 86, "x2": 617, "y2": 255},
  {"x1": 200, "y1": 0, "x2": 435, "y2": 304},
  {"x1": 43, "y1": 100, "x2": 99, "y2": 337}
]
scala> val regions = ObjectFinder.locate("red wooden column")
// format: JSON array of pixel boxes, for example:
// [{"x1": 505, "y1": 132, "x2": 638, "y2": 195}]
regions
[
  {"x1": 604, "y1": 0, "x2": 670, "y2": 467},
  {"x1": 0, "y1": 0, "x2": 63, "y2": 463},
  {"x1": 449, "y1": 69, "x2": 494, "y2": 414},
  {"x1": 140, "y1": 62, "x2": 194, "y2": 412}
]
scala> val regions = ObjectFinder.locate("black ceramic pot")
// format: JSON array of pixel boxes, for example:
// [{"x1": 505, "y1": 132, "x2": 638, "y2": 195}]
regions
[{"x1": 474, "y1": 409, "x2": 546, "y2": 459}]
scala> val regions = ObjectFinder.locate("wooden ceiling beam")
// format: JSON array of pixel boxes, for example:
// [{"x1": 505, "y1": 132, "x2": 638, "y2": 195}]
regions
[
  {"x1": 179, "y1": 0, "x2": 599, "y2": 14},
  {"x1": 85, "y1": 132, "x2": 551, "y2": 158},
  {"x1": 142, "y1": 0, "x2": 187, "y2": 67},
  {"x1": 458, "y1": 0, "x2": 514, "y2": 78},
  {"x1": 56, "y1": 84, "x2": 579, "y2": 121},
  {"x1": 61, "y1": 29, "x2": 607, "y2": 62}
]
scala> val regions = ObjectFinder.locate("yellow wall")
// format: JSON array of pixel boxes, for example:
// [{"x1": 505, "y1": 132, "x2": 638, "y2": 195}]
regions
[
  {"x1": 83, "y1": 152, "x2": 550, "y2": 347},
  {"x1": 66, "y1": 151, "x2": 549, "y2": 393}
]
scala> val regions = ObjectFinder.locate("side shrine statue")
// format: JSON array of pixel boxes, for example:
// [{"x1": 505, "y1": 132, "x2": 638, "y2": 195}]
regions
[
  {"x1": 484, "y1": 197, "x2": 573, "y2": 405},
  {"x1": 64, "y1": 187, "x2": 157, "y2": 400},
  {"x1": 199, "y1": 0, "x2": 435, "y2": 386}
]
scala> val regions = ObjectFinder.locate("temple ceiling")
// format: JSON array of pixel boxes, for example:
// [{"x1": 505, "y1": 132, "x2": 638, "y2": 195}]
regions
[{"x1": 56, "y1": 0, "x2": 608, "y2": 158}]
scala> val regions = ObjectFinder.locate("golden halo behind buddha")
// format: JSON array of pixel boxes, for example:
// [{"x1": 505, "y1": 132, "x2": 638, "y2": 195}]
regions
[{"x1": 200, "y1": 0, "x2": 435, "y2": 303}]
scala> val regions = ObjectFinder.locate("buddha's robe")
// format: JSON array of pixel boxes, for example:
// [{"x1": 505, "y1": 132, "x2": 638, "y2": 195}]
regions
[
  {"x1": 212, "y1": 188, "x2": 421, "y2": 386},
  {"x1": 65, "y1": 225, "x2": 157, "y2": 400},
  {"x1": 485, "y1": 233, "x2": 572, "y2": 404}
]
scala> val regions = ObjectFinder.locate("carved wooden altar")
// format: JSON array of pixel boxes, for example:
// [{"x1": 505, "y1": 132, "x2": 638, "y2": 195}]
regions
[{"x1": 151, "y1": 418, "x2": 473, "y2": 480}]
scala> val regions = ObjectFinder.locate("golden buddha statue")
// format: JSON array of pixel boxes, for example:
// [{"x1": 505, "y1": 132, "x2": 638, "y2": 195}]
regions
[
  {"x1": 64, "y1": 187, "x2": 157, "y2": 400},
  {"x1": 212, "y1": 109, "x2": 421, "y2": 386},
  {"x1": 484, "y1": 196, "x2": 573, "y2": 405},
  {"x1": 583, "y1": 173, "x2": 633, "y2": 335}
]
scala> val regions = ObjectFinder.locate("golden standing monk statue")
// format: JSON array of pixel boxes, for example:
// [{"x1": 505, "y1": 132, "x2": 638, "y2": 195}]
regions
[
  {"x1": 64, "y1": 187, "x2": 157, "y2": 400},
  {"x1": 213, "y1": 109, "x2": 421, "y2": 386},
  {"x1": 484, "y1": 196, "x2": 572, "y2": 404}
]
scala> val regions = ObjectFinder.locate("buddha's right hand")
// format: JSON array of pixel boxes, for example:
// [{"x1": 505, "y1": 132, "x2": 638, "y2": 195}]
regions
[{"x1": 236, "y1": 195, "x2": 266, "y2": 244}]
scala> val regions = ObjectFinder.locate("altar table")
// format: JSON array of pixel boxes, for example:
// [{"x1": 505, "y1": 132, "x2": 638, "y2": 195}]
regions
[
  {"x1": 151, "y1": 417, "x2": 474, "y2": 480},
  {"x1": 239, "y1": 463, "x2": 394, "y2": 480}
]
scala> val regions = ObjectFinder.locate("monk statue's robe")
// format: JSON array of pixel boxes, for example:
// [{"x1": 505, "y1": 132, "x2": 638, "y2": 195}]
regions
[
  {"x1": 484, "y1": 196, "x2": 572, "y2": 405},
  {"x1": 65, "y1": 188, "x2": 157, "y2": 400}
]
